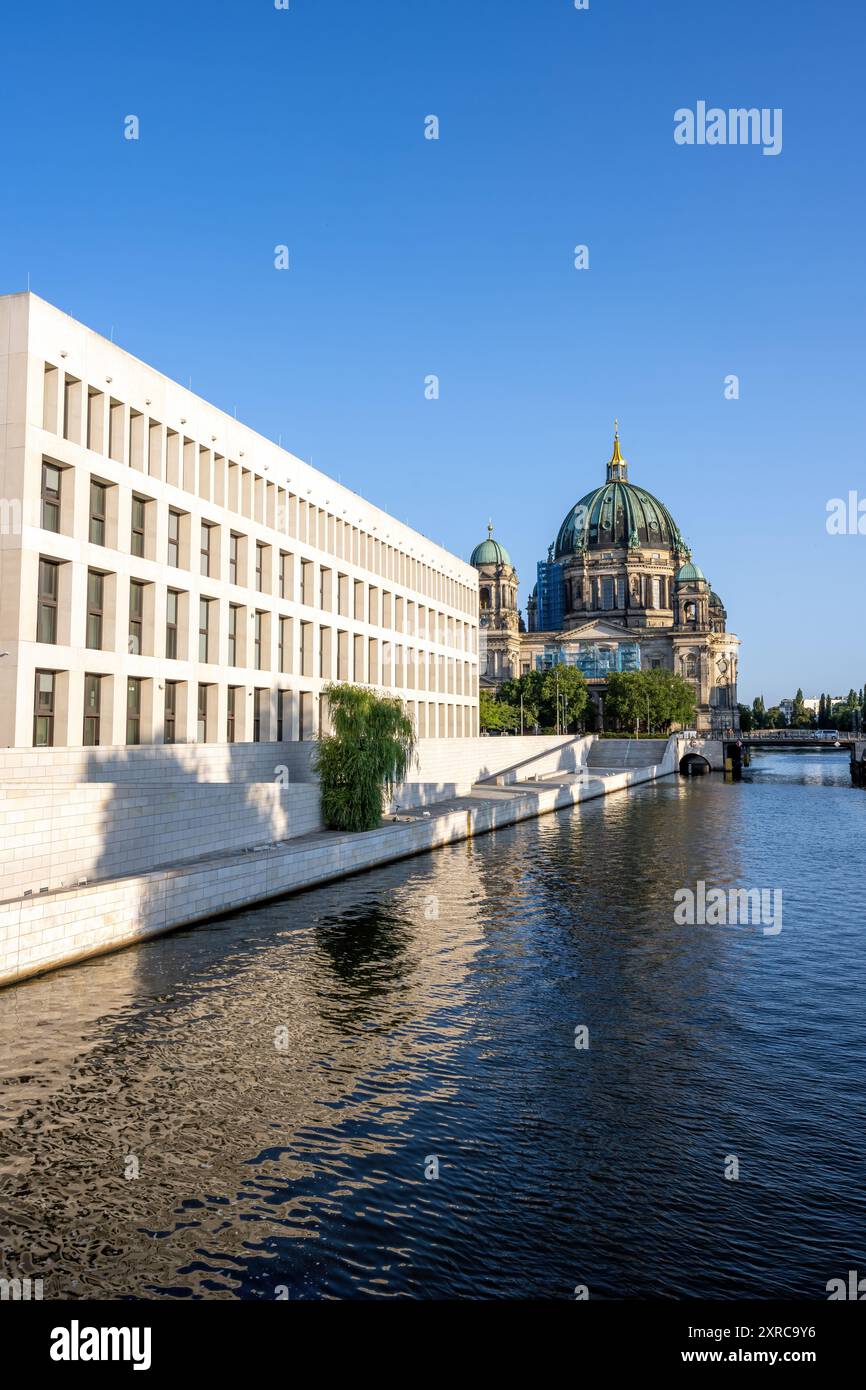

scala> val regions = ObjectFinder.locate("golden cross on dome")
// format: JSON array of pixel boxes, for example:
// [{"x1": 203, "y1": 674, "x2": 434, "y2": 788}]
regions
[{"x1": 606, "y1": 421, "x2": 627, "y2": 480}]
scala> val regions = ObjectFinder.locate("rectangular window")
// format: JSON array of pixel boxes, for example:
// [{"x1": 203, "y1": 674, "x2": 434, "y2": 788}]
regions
[
  {"x1": 129, "y1": 580, "x2": 144, "y2": 654},
  {"x1": 200, "y1": 522, "x2": 213, "y2": 578},
  {"x1": 253, "y1": 688, "x2": 264, "y2": 742},
  {"x1": 227, "y1": 686, "x2": 238, "y2": 743},
  {"x1": 86, "y1": 570, "x2": 104, "y2": 649},
  {"x1": 33, "y1": 670, "x2": 56, "y2": 746},
  {"x1": 279, "y1": 551, "x2": 292, "y2": 599},
  {"x1": 89, "y1": 480, "x2": 107, "y2": 545},
  {"x1": 166, "y1": 589, "x2": 179, "y2": 659},
  {"x1": 126, "y1": 677, "x2": 141, "y2": 745},
  {"x1": 83, "y1": 673, "x2": 101, "y2": 746},
  {"x1": 167, "y1": 509, "x2": 181, "y2": 567},
  {"x1": 255, "y1": 542, "x2": 264, "y2": 592},
  {"x1": 164, "y1": 681, "x2": 178, "y2": 743},
  {"x1": 602, "y1": 576, "x2": 615, "y2": 609},
  {"x1": 131, "y1": 496, "x2": 146, "y2": 558},
  {"x1": 197, "y1": 684, "x2": 208, "y2": 742},
  {"x1": 276, "y1": 690, "x2": 287, "y2": 741},
  {"x1": 199, "y1": 598, "x2": 211, "y2": 663},
  {"x1": 278, "y1": 616, "x2": 289, "y2": 673},
  {"x1": 37, "y1": 558, "x2": 59, "y2": 644},
  {"x1": 301, "y1": 559, "x2": 313, "y2": 607},
  {"x1": 229, "y1": 533, "x2": 240, "y2": 585},
  {"x1": 41, "y1": 462, "x2": 61, "y2": 532},
  {"x1": 228, "y1": 604, "x2": 239, "y2": 666},
  {"x1": 254, "y1": 610, "x2": 263, "y2": 670}
]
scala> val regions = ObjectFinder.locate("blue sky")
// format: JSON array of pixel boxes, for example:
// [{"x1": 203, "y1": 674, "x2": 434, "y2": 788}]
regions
[{"x1": 2, "y1": 0, "x2": 864, "y2": 703}]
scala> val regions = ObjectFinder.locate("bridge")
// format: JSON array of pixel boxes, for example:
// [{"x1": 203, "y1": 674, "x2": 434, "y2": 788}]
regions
[
  {"x1": 673, "y1": 730, "x2": 864, "y2": 781},
  {"x1": 740, "y1": 730, "x2": 856, "y2": 750}
]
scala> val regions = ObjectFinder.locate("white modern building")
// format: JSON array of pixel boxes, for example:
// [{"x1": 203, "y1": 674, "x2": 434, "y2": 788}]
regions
[{"x1": 0, "y1": 293, "x2": 480, "y2": 749}]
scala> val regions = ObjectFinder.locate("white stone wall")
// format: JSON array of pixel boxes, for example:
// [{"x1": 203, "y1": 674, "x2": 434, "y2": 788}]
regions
[
  {"x1": 0, "y1": 735, "x2": 586, "y2": 902},
  {"x1": 0, "y1": 745, "x2": 676, "y2": 988},
  {"x1": 0, "y1": 292, "x2": 480, "y2": 749},
  {"x1": 0, "y1": 740, "x2": 302, "y2": 783},
  {"x1": 270, "y1": 733, "x2": 589, "y2": 807},
  {"x1": 0, "y1": 781, "x2": 322, "y2": 902}
]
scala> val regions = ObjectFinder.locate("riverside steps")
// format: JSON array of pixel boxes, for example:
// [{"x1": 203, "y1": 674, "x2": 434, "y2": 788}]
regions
[{"x1": 0, "y1": 735, "x2": 686, "y2": 988}]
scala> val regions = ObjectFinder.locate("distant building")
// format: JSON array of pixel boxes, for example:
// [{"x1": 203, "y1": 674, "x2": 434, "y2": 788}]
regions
[{"x1": 471, "y1": 425, "x2": 740, "y2": 735}]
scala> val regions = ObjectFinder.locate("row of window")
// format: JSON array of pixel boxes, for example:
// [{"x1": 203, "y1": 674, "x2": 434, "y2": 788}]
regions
[
  {"x1": 32, "y1": 670, "x2": 476, "y2": 747},
  {"x1": 36, "y1": 557, "x2": 477, "y2": 689},
  {"x1": 41, "y1": 465, "x2": 474, "y2": 646},
  {"x1": 34, "y1": 671, "x2": 287, "y2": 747},
  {"x1": 42, "y1": 365, "x2": 476, "y2": 616}
]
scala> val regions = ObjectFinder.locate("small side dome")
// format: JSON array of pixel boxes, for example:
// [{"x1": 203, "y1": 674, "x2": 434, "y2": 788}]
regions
[
  {"x1": 675, "y1": 561, "x2": 706, "y2": 584},
  {"x1": 471, "y1": 521, "x2": 512, "y2": 568}
]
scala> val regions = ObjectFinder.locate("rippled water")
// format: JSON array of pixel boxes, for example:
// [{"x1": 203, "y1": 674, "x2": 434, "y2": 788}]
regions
[{"x1": 1, "y1": 751, "x2": 864, "y2": 1299}]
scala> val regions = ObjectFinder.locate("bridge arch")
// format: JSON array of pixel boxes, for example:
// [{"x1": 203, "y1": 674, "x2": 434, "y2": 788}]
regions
[{"x1": 679, "y1": 752, "x2": 711, "y2": 776}]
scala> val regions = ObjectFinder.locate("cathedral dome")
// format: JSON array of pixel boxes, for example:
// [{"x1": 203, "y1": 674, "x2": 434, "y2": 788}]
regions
[
  {"x1": 676, "y1": 561, "x2": 706, "y2": 583},
  {"x1": 471, "y1": 523, "x2": 512, "y2": 568},
  {"x1": 554, "y1": 427, "x2": 684, "y2": 559}
]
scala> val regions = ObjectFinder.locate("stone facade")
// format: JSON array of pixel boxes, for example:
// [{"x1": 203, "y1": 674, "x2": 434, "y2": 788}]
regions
[{"x1": 0, "y1": 292, "x2": 479, "y2": 749}]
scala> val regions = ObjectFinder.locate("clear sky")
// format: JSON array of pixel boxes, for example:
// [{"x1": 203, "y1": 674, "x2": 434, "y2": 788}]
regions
[{"x1": 2, "y1": 0, "x2": 864, "y2": 704}]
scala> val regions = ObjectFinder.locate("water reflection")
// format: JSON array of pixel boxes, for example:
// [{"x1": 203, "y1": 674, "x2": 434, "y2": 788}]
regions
[{"x1": 1, "y1": 752, "x2": 864, "y2": 1299}]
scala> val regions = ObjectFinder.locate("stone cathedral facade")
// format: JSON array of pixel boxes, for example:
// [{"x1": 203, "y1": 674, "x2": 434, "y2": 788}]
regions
[{"x1": 471, "y1": 427, "x2": 740, "y2": 735}]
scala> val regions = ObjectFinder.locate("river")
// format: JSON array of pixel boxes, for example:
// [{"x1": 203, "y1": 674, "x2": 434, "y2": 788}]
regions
[{"x1": 0, "y1": 750, "x2": 863, "y2": 1299}]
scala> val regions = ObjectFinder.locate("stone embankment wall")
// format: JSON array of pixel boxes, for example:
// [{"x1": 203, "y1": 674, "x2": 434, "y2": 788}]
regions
[{"x1": 0, "y1": 734, "x2": 668, "y2": 988}]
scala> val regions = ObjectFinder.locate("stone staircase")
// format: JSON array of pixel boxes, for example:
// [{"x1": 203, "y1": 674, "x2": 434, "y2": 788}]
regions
[{"x1": 586, "y1": 738, "x2": 669, "y2": 770}]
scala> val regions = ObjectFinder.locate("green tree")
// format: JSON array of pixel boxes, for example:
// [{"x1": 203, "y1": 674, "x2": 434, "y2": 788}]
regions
[
  {"x1": 539, "y1": 665, "x2": 589, "y2": 732},
  {"x1": 499, "y1": 666, "x2": 590, "y2": 733},
  {"x1": 752, "y1": 695, "x2": 767, "y2": 729},
  {"x1": 604, "y1": 669, "x2": 695, "y2": 734},
  {"x1": 791, "y1": 687, "x2": 808, "y2": 727},
  {"x1": 314, "y1": 683, "x2": 416, "y2": 832},
  {"x1": 499, "y1": 669, "x2": 544, "y2": 732},
  {"x1": 738, "y1": 703, "x2": 754, "y2": 732},
  {"x1": 604, "y1": 671, "x2": 645, "y2": 732},
  {"x1": 644, "y1": 667, "x2": 696, "y2": 732},
  {"x1": 479, "y1": 689, "x2": 519, "y2": 733}
]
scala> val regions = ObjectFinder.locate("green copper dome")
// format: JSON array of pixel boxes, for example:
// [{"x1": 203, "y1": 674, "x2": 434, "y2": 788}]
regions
[
  {"x1": 554, "y1": 427, "x2": 685, "y2": 559},
  {"x1": 471, "y1": 523, "x2": 512, "y2": 568},
  {"x1": 675, "y1": 561, "x2": 706, "y2": 583}
]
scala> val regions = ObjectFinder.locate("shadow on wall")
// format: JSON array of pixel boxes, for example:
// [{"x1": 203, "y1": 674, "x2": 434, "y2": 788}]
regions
[{"x1": 81, "y1": 741, "x2": 320, "y2": 895}]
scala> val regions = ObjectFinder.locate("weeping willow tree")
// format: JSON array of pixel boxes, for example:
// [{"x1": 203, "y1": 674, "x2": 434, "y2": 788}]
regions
[{"x1": 314, "y1": 683, "x2": 417, "y2": 832}]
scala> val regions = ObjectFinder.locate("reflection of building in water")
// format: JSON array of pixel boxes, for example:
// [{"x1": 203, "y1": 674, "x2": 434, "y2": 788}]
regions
[
  {"x1": 472, "y1": 426, "x2": 740, "y2": 734},
  {"x1": 0, "y1": 848, "x2": 485, "y2": 1299}
]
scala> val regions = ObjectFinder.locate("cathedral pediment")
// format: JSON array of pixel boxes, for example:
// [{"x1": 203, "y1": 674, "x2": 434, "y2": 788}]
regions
[{"x1": 559, "y1": 619, "x2": 633, "y2": 641}]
